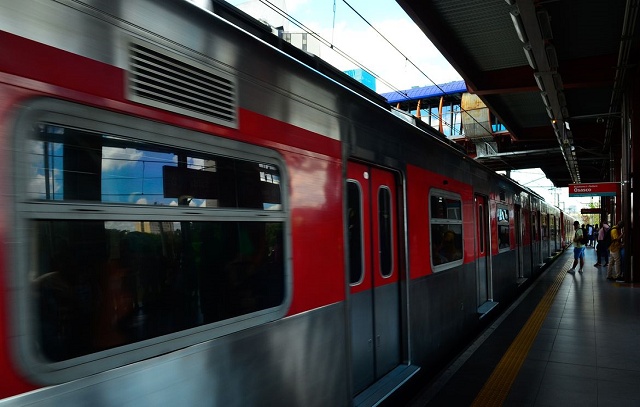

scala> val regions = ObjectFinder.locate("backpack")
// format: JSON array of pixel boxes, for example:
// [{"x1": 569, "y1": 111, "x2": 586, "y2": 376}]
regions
[{"x1": 580, "y1": 233, "x2": 589, "y2": 245}]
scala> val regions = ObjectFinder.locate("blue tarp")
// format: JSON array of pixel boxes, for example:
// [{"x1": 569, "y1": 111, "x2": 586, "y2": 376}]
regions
[{"x1": 380, "y1": 80, "x2": 466, "y2": 103}]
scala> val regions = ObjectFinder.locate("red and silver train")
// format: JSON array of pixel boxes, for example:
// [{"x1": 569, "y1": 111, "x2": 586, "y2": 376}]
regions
[{"x1": 0, "y1": 1, "x2": 574, "y2": 405}]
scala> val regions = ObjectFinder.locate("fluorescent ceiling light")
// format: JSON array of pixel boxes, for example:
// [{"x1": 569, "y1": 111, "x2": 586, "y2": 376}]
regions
[
  {"x1": 540, "y1": 92, "x2": 550, "y2": 108},
  {"x1": 523, "y1": 44, "x2": 536, "y2": 69},
  {"x1": 510, "y1": 9, "x2": 528, "y2": 43},
  {"x1": 534, "y1": 73, "x2": 545, "y2": 91}
]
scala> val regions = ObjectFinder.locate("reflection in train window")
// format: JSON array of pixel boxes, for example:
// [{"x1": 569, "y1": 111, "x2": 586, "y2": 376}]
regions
[
  {"x1": 27, "y1": 124, "x2": 282, "y2": 210},
  {"x1": 497, "y1": 205, "x2": 510, "y2": 250},
  {"x1": 33, "y1": 220, "x2": 284, "y2": 361},
  {"x1": 22, "y1": 121, "x2": 287, "y2": 363},
  {"x1": 429, "y1": 191, "x2": 463, "y2": 270}
]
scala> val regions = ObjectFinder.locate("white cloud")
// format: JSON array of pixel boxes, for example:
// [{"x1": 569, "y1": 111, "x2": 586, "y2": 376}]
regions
[
  {"x1": 26, "y1": 173, "x2": 47, "y2": 199},
  {"x1": 189, "y1": 157, "x2": 206, "y2": 169},
  {"x1": 102, "y1": 147, "x2": 144, "y2": 171},
  {"x1": 26, "y1": 169, "x2": 62, "y2": 199}
]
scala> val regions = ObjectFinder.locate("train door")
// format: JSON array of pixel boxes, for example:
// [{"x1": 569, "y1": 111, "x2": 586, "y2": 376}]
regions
[
  {"x1": 515, "y1": 205, "x2": 524, "y2": 281},
  {"x1": 550, "y1": 215, "x2": 557, "y2": 253},
  {"x1": 531, "y1": 211, "x2": 541, "y2": 267},
  {"x1": 540, "y1": 211, "x2": 549, "y2": 260},
  {"x1": 347, "y1": 161, "x2": 401, "y2": 395},
  {"x1": 475, "y1": 195, "x2": 492, "y2": 308}
]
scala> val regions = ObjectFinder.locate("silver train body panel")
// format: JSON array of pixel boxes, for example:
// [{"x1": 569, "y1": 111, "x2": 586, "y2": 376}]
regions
[{"x1": 1, "y1": 304, "x2": 349, "y2": 407}]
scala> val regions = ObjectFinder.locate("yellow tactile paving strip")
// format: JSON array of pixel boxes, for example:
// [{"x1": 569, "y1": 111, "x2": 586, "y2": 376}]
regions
[{"x1": 470, "y1": 259, "x2": 572, "y2": 407}]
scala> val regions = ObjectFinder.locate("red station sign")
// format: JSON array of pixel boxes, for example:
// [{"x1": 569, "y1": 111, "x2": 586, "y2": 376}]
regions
[{"x1": 568, "y1": 182, "x2": 619, "y2": 197}]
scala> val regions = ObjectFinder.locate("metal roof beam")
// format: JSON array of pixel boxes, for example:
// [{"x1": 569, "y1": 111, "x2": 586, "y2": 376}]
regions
[{"x1": 513, "y1": 0, "x2": 580, "y2": 183}]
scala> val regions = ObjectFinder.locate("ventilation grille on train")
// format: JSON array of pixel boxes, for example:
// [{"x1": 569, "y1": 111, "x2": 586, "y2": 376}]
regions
[{"x1": 128, "y1": 41, "x2": 237, "y2": 127}]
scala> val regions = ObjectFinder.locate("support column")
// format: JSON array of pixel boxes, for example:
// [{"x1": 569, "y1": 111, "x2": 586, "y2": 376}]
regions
[{"x1": 629, "y1": 71, "x2": 640, "y2": 282}]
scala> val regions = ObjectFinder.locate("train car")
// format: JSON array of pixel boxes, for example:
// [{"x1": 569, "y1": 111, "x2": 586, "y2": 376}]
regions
[{"x1": 0, "y1": 1, "x2": 573, "y2": 406}]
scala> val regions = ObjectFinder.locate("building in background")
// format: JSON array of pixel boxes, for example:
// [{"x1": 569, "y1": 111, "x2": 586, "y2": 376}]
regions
[{"x1": 343, "y1": 68, "x2": 376, "y2": 92}]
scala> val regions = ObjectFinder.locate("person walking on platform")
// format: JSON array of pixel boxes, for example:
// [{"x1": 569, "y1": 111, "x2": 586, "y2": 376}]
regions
[
  {"x1": 595, "y1": 221, "x2": 610, "y2": 267},
  {"x1": 606, "y1": 221, "x2": 623, "y2": 281},
  {"x1": 569, "y1": 220, "x2": 585, "y2": 274},
  {"x1": 586, "y1": 224, "x2": 594, "y2": 247}
]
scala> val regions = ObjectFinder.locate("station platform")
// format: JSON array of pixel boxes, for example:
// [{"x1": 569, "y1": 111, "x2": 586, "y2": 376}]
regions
[{"x1": 407, "y1": 246, "x2": 640, "y2": 406}]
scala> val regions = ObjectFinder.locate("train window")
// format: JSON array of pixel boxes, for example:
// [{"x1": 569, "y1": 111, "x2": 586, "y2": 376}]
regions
[
  {"x1": 497, "y1": 205, "x2": 510, "y2": 250},
  {"x1": 429, "y1": 191, "x2": 463, "y2": 270},
  {"x1": 34, "y1": 219, "x2": 284, "y2": 361},
  {"x1": 347, "y1": 181, "x2": 364, "y2": 285},
  {"x1": 15, "y1": 100, "x2": 289, "y2": 378},
  {"x1": 378, "y1": 187, "x2": 393, "y2": 278}
]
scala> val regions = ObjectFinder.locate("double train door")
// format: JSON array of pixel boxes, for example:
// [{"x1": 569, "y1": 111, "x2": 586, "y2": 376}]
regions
[{"x1": 347, "y1": 162, "x2": 401, "y2": 395}]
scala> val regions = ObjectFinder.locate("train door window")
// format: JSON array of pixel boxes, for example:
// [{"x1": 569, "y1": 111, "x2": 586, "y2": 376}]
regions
[
  {"x1": 347, "y1": 181, "x2": 364, "y2": 284},
  {"x1": 497, "y1": 205, "x2": 510, "y2": 251},
  {"x1": 378, "y1": 187, "x2": 393, "y2": 277},
  {"x1": 478, "y1": 203, "x2": 485, "y2": 254},
  {"x1": 14, "y1": 100, "x2": 289, "y2": 379},
  {"x1": 429, "y1": 190, "x2": 463, "y2": 271}
]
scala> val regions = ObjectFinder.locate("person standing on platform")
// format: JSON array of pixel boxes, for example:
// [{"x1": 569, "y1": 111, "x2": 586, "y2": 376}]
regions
[
  {"x1": 606, "y1": 221, "x2": 623, "y2": 281},
  {"x1": 586, "y1": 224, "x2": 593, "y2": 247},
  {"x1": 569, "y1": 220, "x2": 585, "y2": 274},
  {"x1": 594, "y1": 221, "x2": 610, "y2": 267}
]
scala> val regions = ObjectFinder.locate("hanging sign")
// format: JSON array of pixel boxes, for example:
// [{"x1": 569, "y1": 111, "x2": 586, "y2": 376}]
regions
[{"x1": 568, "y1": 182, "x2": 619, "y2": 197}]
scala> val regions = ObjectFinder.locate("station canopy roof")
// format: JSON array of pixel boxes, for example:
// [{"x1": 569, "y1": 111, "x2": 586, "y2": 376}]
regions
[{"x1": 396, "y1": 0, "x2": 640, "y2": 187}]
